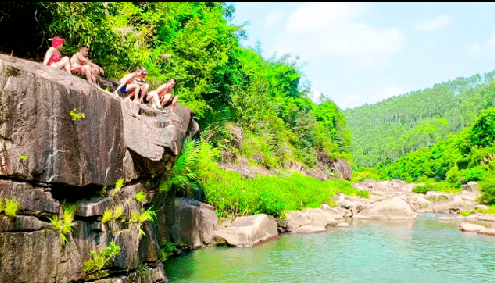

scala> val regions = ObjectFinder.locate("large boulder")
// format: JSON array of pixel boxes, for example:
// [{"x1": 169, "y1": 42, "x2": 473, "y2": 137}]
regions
[
  {"x1": 460, "y1": 222, "x2": 486, "y2": 232},
  {"x1": 154, "y1": 197, "x2": 218, "y2": 249},
  {"x1": 354, "y1": 196, "x2": 417, "y2": 220},
  {"x1": 285, "y1": 207, "x2": 338, "y2": 232},
  {"x1": 213, "y1": 214, "x2": 278, "y2": 247}
]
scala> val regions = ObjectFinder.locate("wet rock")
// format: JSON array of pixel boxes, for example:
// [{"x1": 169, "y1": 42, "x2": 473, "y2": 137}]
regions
[
  {"x1": 0, "y1": 215, "x2": 50, "y2": 232},
  {"x1": 213, "y1": 214, "x2": 277, "y2": 247}
]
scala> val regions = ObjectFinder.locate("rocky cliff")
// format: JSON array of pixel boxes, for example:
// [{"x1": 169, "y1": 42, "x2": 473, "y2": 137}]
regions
[{"x1": 0, "y1": 54, "x2": 210, "y2": 283}]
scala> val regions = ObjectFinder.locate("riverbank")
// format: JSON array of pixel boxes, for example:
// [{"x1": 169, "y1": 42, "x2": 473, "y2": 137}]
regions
[{"x1": 165, "y1": 178, "x2": 494, "y2": 252}]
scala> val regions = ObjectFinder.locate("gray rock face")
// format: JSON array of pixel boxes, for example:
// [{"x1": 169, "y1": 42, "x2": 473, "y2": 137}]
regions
[
  {"x1": 122, "y1": 102, "x2": 196, "y2": 180},
  {"x1": 213, "y1": 214, "x2": 278, "y2": 247},
  {"x1": 0, "y1": 55, "x2": 199, "y2": 282},
  {"x1": 0, "y1": 54, "x2": 125, "y2": 187}
]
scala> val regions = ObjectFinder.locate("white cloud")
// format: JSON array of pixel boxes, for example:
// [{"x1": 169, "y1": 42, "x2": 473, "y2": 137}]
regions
[
  {"x1": 470, "y1": 43, "x2": 485, "y2": 53},
  {"x1": 415, "y1": 15, "x2": 453, "y2": 31},
  {"x1": 269, "y1": 2, "x2": 403, "y2": 67},
  {"x1": 469, "y1": 31, "x2": 495, "y2": 54},
  {"x1": 266, "y1": 10, "x2": 283, "y2": 28}
]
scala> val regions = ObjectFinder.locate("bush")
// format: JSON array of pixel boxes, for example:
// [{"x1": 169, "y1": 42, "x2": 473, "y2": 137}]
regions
[
  {"x1": 5, "y1": 199, "x2": 18, "y2": 216},
  {"x1": 460, "y1": 210, "x2": 472, "y2": 216},
  {"x1": 135, "y1": 191, "x2": 146, "y2": 203},
  {"x1": 102, "y1": 209, "x2": 113, "y2": 223},
  {"x1": 479, "y1": 176, "x2": 495, "y2": 205},
  {"x1": 83, "y1": 241, "x2": 121, "y2": 280}
]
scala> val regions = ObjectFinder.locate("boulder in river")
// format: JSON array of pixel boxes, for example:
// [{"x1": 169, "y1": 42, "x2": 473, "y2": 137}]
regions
[
  {"x1": 354, "y1": 196, "x2": 417, "y2": 220},
  {"x1": 460, "y1": 222, "x2": 486, "y2": 232},
  {"x1": 213, "y1": 214, "x2": 278, "y2": 247}
]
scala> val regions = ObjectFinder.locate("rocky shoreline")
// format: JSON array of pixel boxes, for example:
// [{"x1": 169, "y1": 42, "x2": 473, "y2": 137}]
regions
[{"x1": 206, "y1": 178, "x2": 494, "y2": 248}]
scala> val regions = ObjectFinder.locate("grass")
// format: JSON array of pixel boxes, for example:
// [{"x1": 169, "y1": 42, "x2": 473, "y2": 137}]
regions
[
  {"x1": 203, "y1": 169, "x2": 369, "y2": 218},
  {"x1": 412, "y1": 181, "x2": 462, "y2": 194},
  {"x1": 110, "y1": 179, "x2": 124, "y2": 196},
  {"x1": 460, "y1": 210, "x2": 472, "y2": 216},
  {"x1": 49, "y1": 203, "x2": 76, "y2": 245},
  {"x1": 102, "y1": 209, "x2": 113, "y2": 223},
  {"x1": 131, "y1": 207, "x2": 156, "y2": 223},
  {"x1": 83, "y1": 241, "x2": 121, "y2": 280},
  {"x1": 135, "y1": 191, "x2": 146, "y2": 203}
]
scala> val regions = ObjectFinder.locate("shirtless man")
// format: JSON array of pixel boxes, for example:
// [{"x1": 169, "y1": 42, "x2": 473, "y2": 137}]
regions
[
  {"x1": 145, "y1": 78, "x2": 178, "y2": 112},
  {"x1": 114, "y1": 67, "x2": 146, "y2": 102},
  {"x1": 43, "y1": 36, "x2": 71, "y2": 73},
  {"x1": 133, "y1": 68, "x2": 150, "y2": 103},
  {"x1": 70, "y1": 46, "x2": 104, "y2": 84}
]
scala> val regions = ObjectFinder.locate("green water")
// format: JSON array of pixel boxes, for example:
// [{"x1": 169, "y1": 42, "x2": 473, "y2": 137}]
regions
[{"x1": 165, "y1": 214, "x2": 495, "y2": 282}]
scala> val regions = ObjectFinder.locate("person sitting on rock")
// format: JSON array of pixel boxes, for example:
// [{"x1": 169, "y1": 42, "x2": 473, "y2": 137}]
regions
[
  {"x1": 42, "y1": 36, "x2": 71, "y2": 73},
  {"x1": 144, "y1": 78, "x2": 178, "y2": 112},
  {"x1": 70, "y1": 46, "x2": 104, "y2": 84},
  {"x1": 114, "y1": 67, "x2": 146, "y2": 102},
  {"x1": 133, "y1": 68, "x2": 150, "y2": 103}
]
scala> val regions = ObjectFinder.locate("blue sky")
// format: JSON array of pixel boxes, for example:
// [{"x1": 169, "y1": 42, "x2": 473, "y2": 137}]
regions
[{"x1": 230, "y1": 2, "x2": 495, "y2": 110}]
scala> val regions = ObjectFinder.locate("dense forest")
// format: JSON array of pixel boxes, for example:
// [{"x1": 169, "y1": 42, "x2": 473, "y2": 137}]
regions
[{"x1": 345, "y1": 72, "x2": 495, "y2": 168}]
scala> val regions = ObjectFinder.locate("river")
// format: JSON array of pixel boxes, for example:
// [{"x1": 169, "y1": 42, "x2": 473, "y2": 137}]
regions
[{"x1": 165, "y1": 214, "x2": 495, "y2": 282}]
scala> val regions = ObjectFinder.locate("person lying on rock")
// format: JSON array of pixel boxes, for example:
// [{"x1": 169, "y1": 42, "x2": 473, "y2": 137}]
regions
[
  {"x1": 133, "y1": 68, "x2": 150, "y2": 103},
  {"x1": 70, "y1": 46, "x2": 104, "y2": 85},
  {"x1": 114, "y1": 67, "x2": 146, "y2": 102},
  {"x1": 42, "y1": 36, "x2": 71, "y2": 73},
  {"x1": 144, "y1": 78, "x2": 178, "y2": 112}
]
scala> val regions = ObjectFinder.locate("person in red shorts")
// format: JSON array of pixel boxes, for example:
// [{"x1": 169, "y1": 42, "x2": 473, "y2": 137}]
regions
[
  {"x1": 42, "y1": 36, "x2": 71, "y2": 73},
  {"x1": 70, "y1": 46, "x2": 104, "y2": 84}
]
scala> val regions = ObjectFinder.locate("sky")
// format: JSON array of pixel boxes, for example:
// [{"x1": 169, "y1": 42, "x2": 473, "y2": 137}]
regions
[{"x1": 230, "y1": 2, "x2": 495, "y2": 110}]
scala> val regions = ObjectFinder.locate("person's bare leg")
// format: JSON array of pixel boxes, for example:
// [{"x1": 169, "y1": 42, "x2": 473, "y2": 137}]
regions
[
  {"x1": 160, "y1": 93, "x2": 172, "y2": 108},
  {"x1": 124, "y1": 84, "x2": 140, "y2": 102},
  {"x1": 82, "y1": 65, "x2": 93, "y2": 83},
  {"x1": 138, "y1": 84, "x2": 150, "y2": 103},
  {"x1": 169, "y1": 96, "x2": 178, "y2": 112}
]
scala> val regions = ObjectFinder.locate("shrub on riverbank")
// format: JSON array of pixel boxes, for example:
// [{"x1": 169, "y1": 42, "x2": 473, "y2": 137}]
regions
[{"x1": 162, "y1": 140, "x2": 368, "y2": 218}]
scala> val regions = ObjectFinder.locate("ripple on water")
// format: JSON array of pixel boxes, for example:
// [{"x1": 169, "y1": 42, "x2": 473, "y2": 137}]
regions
[{"x1": 165, "y1": 214, "x2": 495, "y2": 283}]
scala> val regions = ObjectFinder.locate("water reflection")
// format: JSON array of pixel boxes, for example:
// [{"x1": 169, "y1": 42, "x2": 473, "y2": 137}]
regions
[{"x1": 165, "y1": 214, "x2": 495, "y2": 283}]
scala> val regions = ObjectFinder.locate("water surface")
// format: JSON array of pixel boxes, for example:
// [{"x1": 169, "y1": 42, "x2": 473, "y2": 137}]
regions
[{"x1": 165, "y1": 214, "x2": 495, "y2": 282}]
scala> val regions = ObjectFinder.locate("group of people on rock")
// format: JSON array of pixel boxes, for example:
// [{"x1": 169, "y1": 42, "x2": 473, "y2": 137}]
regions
[{"x1": 43, "y1": 36, "x2": 177, "y2": 112}]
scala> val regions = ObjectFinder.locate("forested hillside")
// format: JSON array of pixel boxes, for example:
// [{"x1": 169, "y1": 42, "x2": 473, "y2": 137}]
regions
[
  {"x1": 380, "y1": 107, "x2": 495, "y2": 204},
  {"x1": 0, "y1": 2, "x2": 350, "y2": 170},
  {"x1": 345, "y1": 72, "x2": 495, "y2": 168}
]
